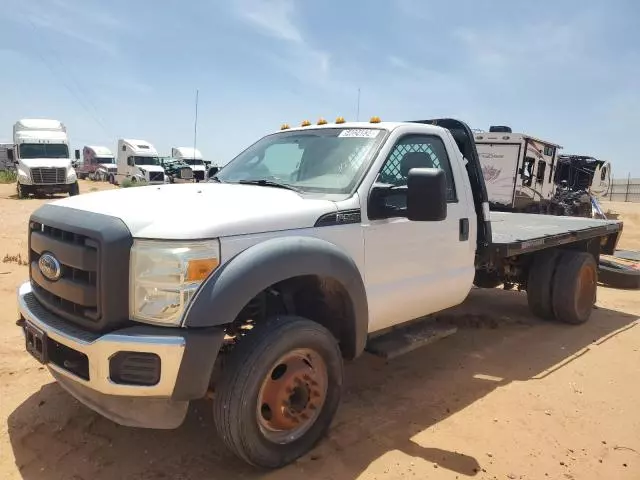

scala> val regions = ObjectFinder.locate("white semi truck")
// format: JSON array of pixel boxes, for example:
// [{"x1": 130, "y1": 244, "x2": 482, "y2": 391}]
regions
[
  {"x1": 18, "y1": 117, "x2": 623, "y2": 469},
  {"x1": 171, "y1": 146, "x2": 206, "y2": 182},
  {"x1": 115, "y1": 138, "x2": 167, "y2": 185},
  {"x1": 10, "y1": 119, "x2": 78, "y2": 198}
]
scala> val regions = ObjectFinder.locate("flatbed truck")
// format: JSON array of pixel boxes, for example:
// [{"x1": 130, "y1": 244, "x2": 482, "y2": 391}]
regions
[{"x1": 17, "y1": 117, "x2": 622, "y2": 468}]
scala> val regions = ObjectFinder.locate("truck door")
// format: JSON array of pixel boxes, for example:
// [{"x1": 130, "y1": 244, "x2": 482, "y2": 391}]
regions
[{"x1": 363, "y1": 132, "x2": 475, "y2": 333}]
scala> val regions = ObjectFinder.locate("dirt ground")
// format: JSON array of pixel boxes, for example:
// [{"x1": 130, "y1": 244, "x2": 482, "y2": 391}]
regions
[{"x1": 1, "y1": 181, "x2": 639, "y2": 480}]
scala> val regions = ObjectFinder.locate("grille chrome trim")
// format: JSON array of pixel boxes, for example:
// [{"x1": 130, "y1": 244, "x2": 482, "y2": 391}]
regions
[{"x1": 31, "y1": 167, "x2": 66, "y2": 184}]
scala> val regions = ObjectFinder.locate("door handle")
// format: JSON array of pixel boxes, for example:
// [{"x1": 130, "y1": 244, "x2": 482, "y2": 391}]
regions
[{"x1": 459, "y1": 218, "x2": 469, "y2": 241}]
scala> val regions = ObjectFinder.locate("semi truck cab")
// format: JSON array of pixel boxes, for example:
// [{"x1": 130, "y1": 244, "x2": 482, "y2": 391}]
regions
[{"x1": 11, "y1": 118, "x2": 79, "y2": 198}]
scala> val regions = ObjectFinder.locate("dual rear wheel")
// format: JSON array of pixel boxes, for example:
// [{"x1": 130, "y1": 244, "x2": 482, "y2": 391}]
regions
[{"x1": 527, "y1": 250, "x2": 597, "y2": 324}]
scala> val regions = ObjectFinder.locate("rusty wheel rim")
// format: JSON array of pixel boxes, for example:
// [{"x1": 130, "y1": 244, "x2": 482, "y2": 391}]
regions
[
  {"x1": 576, "y1": 264, "x2": 596, "y2": 317},
  {"x1": 256, "y1": 348, "x2": 328, "y2": 444}
]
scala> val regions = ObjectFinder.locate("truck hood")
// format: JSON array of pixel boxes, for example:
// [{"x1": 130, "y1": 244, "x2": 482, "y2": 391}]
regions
[
  {"x1": 19, "y1": 158, "x2": 72, "y2": 168},
  {"x1": 50, "y1": 183, "x2": 338, "y2": 239}
]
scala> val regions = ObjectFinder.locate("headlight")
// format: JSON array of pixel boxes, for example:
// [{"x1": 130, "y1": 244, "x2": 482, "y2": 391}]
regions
[
  {"x1": 67, "y1": 168, "x2": 77, "y2": 181},
  {"x1": 129, "y1": 239, "x2": 220, "y2": 326}
]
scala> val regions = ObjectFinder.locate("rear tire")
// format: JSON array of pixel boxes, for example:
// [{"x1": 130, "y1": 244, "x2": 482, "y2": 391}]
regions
[
  {"x1": 551, "y1": 251, "x2": 597, "y2": 324},
  {"x1": 213, "y1": 316, "x2": 343, "y2": 468},
  {"x1": 527, "y1": 250, "x2": 560, "y2": 320}
]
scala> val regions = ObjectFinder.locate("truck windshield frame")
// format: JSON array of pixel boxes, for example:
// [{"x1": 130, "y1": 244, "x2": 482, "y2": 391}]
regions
[
  {"x1": 215, "y1": 127, "x2": 388, "y2": 194},
  {"x1": 96, "y1": 157, "x2": 115, "y2": 164},
  {"x1": 184, "y1": 159, "x2": 204, "y2": 166},
  {"x1": 133, "y1": 156, "x2": 160, "y2": 166},
  {"x1": 18, "y1": 143, "x2": 69, "y2": 159}
]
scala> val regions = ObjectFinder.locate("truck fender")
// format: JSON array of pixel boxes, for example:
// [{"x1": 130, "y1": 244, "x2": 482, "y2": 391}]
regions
[{"x1": 182, "y1": 236, "x2": 369, "y2": 359}]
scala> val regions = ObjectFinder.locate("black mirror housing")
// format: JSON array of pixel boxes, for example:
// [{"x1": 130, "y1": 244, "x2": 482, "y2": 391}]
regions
[
  {"x1": 208, "y1": 166, "x2": 219, "y2": 178},
  {"x1": 7, "y1": 148, "x2": 14, "y2": 161},
  {"x1": 406, "y1": 168, "x2": 447, "y2": 221},
  {"x1": 74, "y1": 149, "x2": 80, "y2": 160}
]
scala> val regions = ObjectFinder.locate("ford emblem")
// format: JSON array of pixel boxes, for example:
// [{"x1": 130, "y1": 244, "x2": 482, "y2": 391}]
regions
[{"x1": 38, "y1": 252, "x2": 62, "y2": 282}]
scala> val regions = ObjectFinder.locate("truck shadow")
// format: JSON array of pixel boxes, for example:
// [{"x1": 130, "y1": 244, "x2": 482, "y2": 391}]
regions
[{"x1": 7, "y1": 288, "x2": 639, "y2": 480}]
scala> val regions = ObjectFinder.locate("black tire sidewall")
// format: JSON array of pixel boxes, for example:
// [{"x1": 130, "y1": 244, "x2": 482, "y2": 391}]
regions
[
  {"x1": 552, "y1": 252, "x2": 597, "y2": 324},
  {"x1": 214, "y1": 316, "x2": 343, "y2": 468}
]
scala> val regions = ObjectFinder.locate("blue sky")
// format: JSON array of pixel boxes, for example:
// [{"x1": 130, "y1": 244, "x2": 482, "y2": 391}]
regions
[{"x1": 1, "y1": 0, "x2": 639, "y2": 175}]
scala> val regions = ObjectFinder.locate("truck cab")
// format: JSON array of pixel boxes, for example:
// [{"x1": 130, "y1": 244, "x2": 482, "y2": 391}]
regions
[
  {"x1": 171, "y1": 147, "x2": 206, "y2": 181},
  {"x1": 116, "y1": 138, "x2": 167, "y2": 184},
  {"x1": 76, "y1": 145, "x2": 117, "y2": 182},
  {"x1": 11, "y1": 118, "x2": 79, "y2": 198}
]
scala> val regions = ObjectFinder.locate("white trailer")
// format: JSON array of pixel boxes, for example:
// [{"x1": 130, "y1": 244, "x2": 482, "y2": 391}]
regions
[
  {"x1": 171, "y1": 147, "x2": 206, "y2": 182},
  {"x1": 11, "y1": 119, "x2": 78, "y2": 198},
  {"x1": 475, "y1": 126, "x2": 561, "y2": 212},
  {"x1": 116, "y1": 139, "x2": 167, "y2": 185}
]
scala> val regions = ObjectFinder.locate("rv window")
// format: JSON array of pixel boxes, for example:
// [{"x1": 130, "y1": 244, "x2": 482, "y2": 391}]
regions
[
  {"x1": 544, "y1": 146, "x2": 555, "y2": 157},
  {"x1": 127, "y1": 157, "x2": 135, "y2": 166},
  {"x1": 522, "y1": 157, "x2": 535, "y2": 187},
  {"x1": 137, "y1": 145, "x2": 150, "y2": 149},
  {"x1": 536, "y1": 161, "x2": 546, "y2": 183}
]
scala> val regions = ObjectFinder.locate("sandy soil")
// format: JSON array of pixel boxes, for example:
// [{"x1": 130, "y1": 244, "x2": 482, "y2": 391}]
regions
[{"x1": 0, "y1": 183, "x2": 639, "y2": 480}]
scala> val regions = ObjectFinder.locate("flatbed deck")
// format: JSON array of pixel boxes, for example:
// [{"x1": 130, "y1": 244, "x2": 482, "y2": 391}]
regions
[{"x1": 489, "y1": 212, "x2": 623, "y2": 257}]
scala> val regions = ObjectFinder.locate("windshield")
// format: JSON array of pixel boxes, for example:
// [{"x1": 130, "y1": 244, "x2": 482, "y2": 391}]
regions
[
  {"x1": 215, "y1": 128, "x2": 386, "y2": 194},
  {"x1": 96, "y1": 156, "x2": 115, "y2": 164},
  {"x1": 184, "y1": 158, "x2": 204, "y2": 166},
  {"x1": 19, "y1": 143, "x2": 69, "y2": 159},
  {"x1": 132, "y1": 156, "x2": 160, "y2": 166}
]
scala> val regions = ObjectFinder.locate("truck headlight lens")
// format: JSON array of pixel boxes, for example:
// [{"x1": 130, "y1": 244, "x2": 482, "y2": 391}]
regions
[
  {"x1": 67, "y1": 168, "x2": 77, "y2": 182},
  {"x1": 129, "y1": 239, "x2": 220, "y2": 326}
]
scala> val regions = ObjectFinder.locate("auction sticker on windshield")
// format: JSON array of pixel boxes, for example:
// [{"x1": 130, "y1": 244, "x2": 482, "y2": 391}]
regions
[{"x1": 338, "y1": 129, "x2": 381, "y2": 138}]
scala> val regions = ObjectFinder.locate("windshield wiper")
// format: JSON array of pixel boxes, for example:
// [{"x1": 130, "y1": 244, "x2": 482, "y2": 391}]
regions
[{"x1": 237, "y1": 179, "x2": 302, "y2": 193}]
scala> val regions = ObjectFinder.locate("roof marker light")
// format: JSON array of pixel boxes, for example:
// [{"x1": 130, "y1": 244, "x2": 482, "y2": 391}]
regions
[
  {"x1": 281, "y1": 123, "x2": 290, "y2": 130},
  {"x1": 335, "y1": 116, "x2": 346, "y2": 124},
  {"x1": 370, "y1": 116, "x2": 381, "y2": 123},
  {"x1": 317, "y1": 118, "x2": 328, "y2": 125},
  {"x1": 301, "y1": 120, "x2": 311, "y2": 127}
]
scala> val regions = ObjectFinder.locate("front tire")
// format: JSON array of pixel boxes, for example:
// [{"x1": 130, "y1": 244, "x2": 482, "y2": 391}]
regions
[
  {"x1": 16, "y1": 182, "x2": 27, "y2": 199},
  {"x1": 213, "y1": 316, "x2": 343, "y2": 468},
  {"x1": 69, "y1": 181, "x2": 80, "y2": 196}
]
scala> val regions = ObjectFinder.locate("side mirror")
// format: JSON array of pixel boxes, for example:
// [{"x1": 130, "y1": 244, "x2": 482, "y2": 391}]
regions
[
  {"x1": 406, "y1": 168, "x2": 447, "y2": 221},
  {"x1": 7, "y1": 148, "x2": 14, "y2": 162},
  {"x1": 207, "y1": 166, "x2": 219, "y2": 178},
  {"x1": 74, "y1": 149, "x2": 80, "y2": 160}
]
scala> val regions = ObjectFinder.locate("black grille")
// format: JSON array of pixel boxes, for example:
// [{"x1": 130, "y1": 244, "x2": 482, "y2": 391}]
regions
[
  {"x1": 194, "y1": 170, "x2": 204, "y2": 181},
  {"x1": 31, "y1": 167, "x2": 66, "y2": 184},
  {"x1": 28, "y1": 204, "x2": 133, "y2": 332},
  {"x1": 149, "y1": 171, "x2": 164, "y2": 182},
  {"x1": 30, "y1": 223, "x2": 100, "y2": 324}
]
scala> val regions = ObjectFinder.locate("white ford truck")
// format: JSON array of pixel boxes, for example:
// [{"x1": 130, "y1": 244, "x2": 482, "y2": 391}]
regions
[{"x1": 17, "y1": 118, "x2": 623, "y2": 468}]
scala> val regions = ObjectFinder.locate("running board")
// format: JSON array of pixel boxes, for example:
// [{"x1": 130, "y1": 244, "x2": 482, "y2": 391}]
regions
[{"x1": 365, "y1": 319, "x2": 458, "y2": 360}]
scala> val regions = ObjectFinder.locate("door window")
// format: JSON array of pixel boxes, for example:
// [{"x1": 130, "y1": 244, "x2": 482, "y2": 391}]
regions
[{"x1": 374, "y1": 134, "x2": 457, "y2": 210}]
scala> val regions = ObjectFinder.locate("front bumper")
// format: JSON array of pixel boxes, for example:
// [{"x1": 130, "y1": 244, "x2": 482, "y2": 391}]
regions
[{"x1": 17, "y1": 282, "x2": 224, "y2": 428}]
